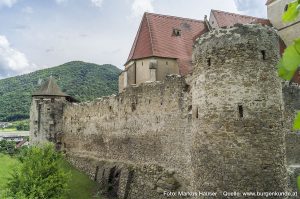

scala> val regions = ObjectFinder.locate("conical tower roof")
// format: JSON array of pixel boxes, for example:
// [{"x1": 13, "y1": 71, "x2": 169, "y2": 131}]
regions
[{"x1": 32, "y1": 76, "x2": 69, "y2": 97}]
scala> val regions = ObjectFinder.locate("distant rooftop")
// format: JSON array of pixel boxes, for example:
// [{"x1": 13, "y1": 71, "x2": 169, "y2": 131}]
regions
[
  {"x1": 126, "y1": 10, "x2": 270, "y2": 76},
  {"x1": 32, "y1": 76, "x2": 69, "y2": 97},
  {"x1": 210, "y1": 10, "x2": 271, "y2": 28},
  {"x1": 126, "y1": 12, "x2": 207, "y2": 76}
]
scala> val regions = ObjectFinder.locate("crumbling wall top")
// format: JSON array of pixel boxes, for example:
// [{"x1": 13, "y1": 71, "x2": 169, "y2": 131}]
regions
[{"x1": 194, "y1": 24, "x2": 278, "y2": 50}]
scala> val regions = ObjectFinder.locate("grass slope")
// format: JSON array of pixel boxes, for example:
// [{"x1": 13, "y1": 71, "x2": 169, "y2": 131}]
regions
[
  {"x1": 0, "y1": 61, "x2": 121, "y2": 122},
  {"x1": 61, "y1": 160, "x2": 102, "y2": 199},
  {"x1": 0, "y1": 154, "x2": 102, "y2": 199},
  {"x1": 0, "y1": 154, "x2": 19, "y2": 189}
]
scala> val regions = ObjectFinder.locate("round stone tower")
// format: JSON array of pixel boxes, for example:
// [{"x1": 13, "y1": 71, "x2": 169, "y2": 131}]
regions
[
  {"x1": 30, "y1": 76, "x2": 74, "y2": 148},
  {"x1": 191, "y1": 24, "x2": 287, "y2": 193}
]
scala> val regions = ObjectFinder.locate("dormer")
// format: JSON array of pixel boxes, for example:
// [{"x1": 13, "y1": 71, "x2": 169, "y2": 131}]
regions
[{"x1": 172, "y1": 28, "x2": 181, "y2": 36}]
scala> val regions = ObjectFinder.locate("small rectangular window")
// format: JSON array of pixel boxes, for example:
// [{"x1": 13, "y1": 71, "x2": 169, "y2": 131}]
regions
[
  {"x1": 261, "y1": 50, "x2": 266, "y2": 60},
  {"x1": 238, "y1": 105, "x2": 243, "y2": 118},
  {"x1": 207, "y1": 58, "x2": 211, "y2": 66}
]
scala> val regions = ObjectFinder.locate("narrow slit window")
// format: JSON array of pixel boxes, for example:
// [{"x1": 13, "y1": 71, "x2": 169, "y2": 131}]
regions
[
  {"x1": 38, "y1": 104, "x2": 42, "y2": 132},
  {"x1": 207, "y1": 58, "x2": 211, "y2": 66},
  {"x1": 238, "y1": 105, "x2": 243, "y2": 118},
  {"x1": 94, "y1": 166, "x2": 99, "y2": 181},
  {"x1": 195, "y1": 107, "x2": 199, "y2": 119},
  {"x1": 261, "y1": 50, "x2": 266, "y2": 60},
  {"x1": 131, "y1": 103, "x2": 136, "y2": 112}
]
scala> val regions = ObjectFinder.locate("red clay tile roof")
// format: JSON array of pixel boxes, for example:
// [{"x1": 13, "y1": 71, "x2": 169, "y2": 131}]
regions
[
  {"x1": 211, "y1": 10, "x2": 271, "y2": 28},
  {"x1": 16, "y1": 140, "x2": 28, "y2": 148},
  {"x1": 126, "y1": 12, "x2": 207, "y2": 76}
]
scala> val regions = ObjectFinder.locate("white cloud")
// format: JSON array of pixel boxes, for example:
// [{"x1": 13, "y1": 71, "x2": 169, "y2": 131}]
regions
[
  {"x1": 0, "y1": 35, "x2": 37, "y2": 77},
  {"x1": 234, "y1": 0, "x2": 267, "y2": 18},
  {"x1": 91, "y1": 0, "x2": 103, "y2": 8},
  {"x1": 0, "y1": 0, "x2": 17, "y2": 8},
  {"x1": 131, "y1": 0, "x2": 154, "y2": 17}
]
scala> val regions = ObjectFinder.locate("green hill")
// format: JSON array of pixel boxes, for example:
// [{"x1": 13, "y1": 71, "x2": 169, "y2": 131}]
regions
[{"x1": 0, "y1": 61, "x2": 121, "y2": 122}]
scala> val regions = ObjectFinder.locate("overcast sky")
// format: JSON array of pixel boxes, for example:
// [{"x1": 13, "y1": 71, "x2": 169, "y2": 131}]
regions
[{"x1": 0, "y1": 0, "x2": 267, "y2": 78}]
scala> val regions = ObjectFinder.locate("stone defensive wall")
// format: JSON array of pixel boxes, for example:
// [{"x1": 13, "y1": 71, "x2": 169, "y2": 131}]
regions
[
  {"x1": 62, "y1": 76, "x2": 193, "y2": 198},
  {"x1": 282, "y1": 83, "x2": 300, "y2": 193},
  {"x1": 31, "y1": 24, "x2": 293, "y2": 198}
]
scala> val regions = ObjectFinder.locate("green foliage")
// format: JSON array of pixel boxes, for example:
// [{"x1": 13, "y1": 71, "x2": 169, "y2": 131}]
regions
[
  {"x1": 60, "y1": 161, "x2": 102, "y2": 199},
  {"x1": 294, "y1": 112, "x2": 300, "y2": 130},
  {"x1": 5, "y1": 144, "x2": 70, "y2": 199},
  {"x1": 0, "y1": 152, "x2": 102, "y2": 199},
  {"x1": 0, "y1": 61, "x2": 121, "y2": 122},
  {"x1": 11, "y1": 120, "x2": 29, "y2": 131},
  {"x1": 278, "y1": 38, "x2": 300, "y2": 80},
  {"x1": 277, "y1": 0, "x2": 300, "y2": 130},
  {"x1": 0, "y1": 120, "x2": 30, "y2": 131},
  {"x1": 0, "y1": 140, "x2": 17, "y2": 155},
  {"x1": 278, "y1": 0, "x2": 300, "y2": 81},
  {"x1": 298, "y1": 176, "x2": 300, "y2": 191},
  {"x1": 282, "y1": 0, "x2": 300, "y2": 22},
  {"x1": 0, "y1": 154, "x2": 19, "y2": 198}
]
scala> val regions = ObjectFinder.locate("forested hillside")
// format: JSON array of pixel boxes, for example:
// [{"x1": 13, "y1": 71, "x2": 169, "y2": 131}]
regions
[{"x1": 0, "y1": 61, "x2": 121, "y2": 121}]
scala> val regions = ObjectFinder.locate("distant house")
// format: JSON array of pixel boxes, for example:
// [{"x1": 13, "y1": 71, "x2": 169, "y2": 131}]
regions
[
  {"x1": 266, "y1": 0, "x2": 300, "y2": 45},
  {"x1": 0, "y1": 135, "x2": 26, "y2": 142},
  {"x1": 0, "y1": 122, "x2": 12, "y2": 129},
  {"x1": 0, "y1": 132, "x2": 29, "y2": 145},
  {"x1": 119, "y1": 10, "x2": 272, "y2": 92}
]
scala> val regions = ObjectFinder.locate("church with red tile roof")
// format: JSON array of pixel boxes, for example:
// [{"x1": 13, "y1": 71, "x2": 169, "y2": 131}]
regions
[{"x1": 118, "y1": 9, "x2": 281, "y2": 92}]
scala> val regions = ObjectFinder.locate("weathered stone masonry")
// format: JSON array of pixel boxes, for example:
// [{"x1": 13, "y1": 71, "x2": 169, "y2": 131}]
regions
[
  {"x1": 63, "y1": 76, "x2": 192, "y2": 198},
  {"x1": 30, "y1": 96, "x2": 66, "y2": 146},
  {"x1": 192, "y1": 24, "x2": 286, "y2": 192},
  {"x1": 30, "y1": 25, "x2": 290, "y2": 198}
]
